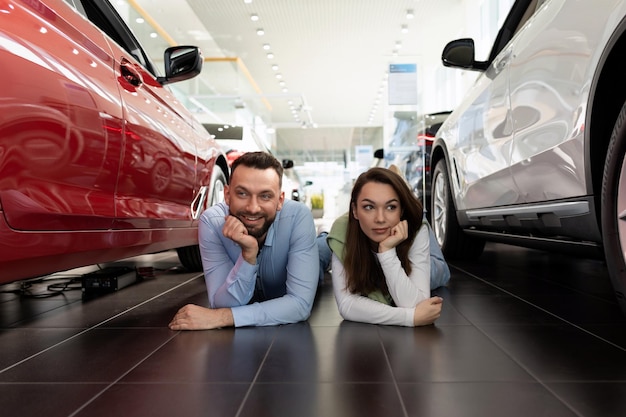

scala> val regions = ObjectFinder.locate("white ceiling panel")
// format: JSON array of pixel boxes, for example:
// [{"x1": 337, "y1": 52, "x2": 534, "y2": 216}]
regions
[{"x1": 130, "y1": 0, "x2": 468, "y2": 159}]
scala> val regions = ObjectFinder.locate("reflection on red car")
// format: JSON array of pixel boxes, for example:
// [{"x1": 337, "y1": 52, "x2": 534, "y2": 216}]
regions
[{"x1": 0, "y1": 0, "x2": 229, "y2": 283}]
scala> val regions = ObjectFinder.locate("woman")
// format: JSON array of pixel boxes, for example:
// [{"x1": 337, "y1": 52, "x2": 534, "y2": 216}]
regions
[{"x1": 328, "y1": 167, "x2": 444, "y2": 326}]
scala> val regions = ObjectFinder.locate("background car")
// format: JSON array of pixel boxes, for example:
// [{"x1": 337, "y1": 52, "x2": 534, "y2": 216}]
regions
[
  {"x1": 374, "y1": 111, "x2": 451, "y2": 220},
  {"x1": 404, "y1": 111, "x2": 451, "y2": 219},
  {"x1": 0, "y1": 0, "x2": 230, "y2": 284},
  {"x1": 430, "y1": 0, "x2": 626, "y2": 315},
  {"x1": 204, "y1": 122, "x2": 309, "y2": 203}
]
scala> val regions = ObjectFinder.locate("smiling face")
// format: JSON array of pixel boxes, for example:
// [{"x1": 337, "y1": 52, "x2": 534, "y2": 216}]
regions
[
  {"x1": 225, "y1": 165, "x2": 284, "y2": 240},
  {"x1": 352, "y1": 181, "x2": 402, "y2": 245}
]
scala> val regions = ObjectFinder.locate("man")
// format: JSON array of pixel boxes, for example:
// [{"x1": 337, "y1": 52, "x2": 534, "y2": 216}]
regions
[{"x1": 169, "y1": 152, "x2": 321, "y2": 329}]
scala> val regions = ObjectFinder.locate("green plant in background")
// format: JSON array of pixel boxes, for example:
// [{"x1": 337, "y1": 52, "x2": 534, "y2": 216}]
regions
[{"x1": 310, "y1": 193, "x2": 324, "y2": 209}]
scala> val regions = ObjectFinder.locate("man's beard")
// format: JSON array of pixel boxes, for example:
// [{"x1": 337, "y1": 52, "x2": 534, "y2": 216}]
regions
[{"x1": 232, "y1": 211, "x2": 276, "y2": 239}]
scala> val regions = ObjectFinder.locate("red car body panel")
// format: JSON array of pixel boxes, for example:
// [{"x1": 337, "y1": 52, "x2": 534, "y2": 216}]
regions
[{"x1": 0, "y1": 0, "x2": 226, "y2": 283}]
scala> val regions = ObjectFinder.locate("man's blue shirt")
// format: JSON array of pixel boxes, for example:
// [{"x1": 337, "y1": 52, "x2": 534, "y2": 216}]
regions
[{"x1": 198, "y1": 200, "x2": 319, "y2": 327}]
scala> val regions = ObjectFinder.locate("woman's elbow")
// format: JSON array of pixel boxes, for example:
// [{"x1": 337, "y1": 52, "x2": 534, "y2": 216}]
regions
[{"x1": 335, "y1": 300, "x2": 356, "y2": 321}]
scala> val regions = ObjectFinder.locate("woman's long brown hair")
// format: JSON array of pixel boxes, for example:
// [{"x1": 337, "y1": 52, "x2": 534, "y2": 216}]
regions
[{"x1": 343, "y1": 167, "x2": 424, "y2": 296}]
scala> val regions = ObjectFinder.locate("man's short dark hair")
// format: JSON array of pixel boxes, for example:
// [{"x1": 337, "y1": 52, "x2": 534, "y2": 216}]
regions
[{"x1": 230, "y1": 152, "x2": 284, "y2": 188}]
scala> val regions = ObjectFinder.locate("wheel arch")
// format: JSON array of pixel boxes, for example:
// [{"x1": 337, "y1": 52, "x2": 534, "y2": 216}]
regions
[
  {"x1": 587, "y1": 15, "x2": 626, "y2": 229},
  {"x1": 207, "y1": 154, "x2": 229, "y2": 207},
  {"x1": 430, "y1": 140, "x2": 454, "y2": 204},
  {"x1": 430, "y1": 140, "x2": 463, "y2": 224},
  {"x1": 215, "y1": 154, "x2": 230, "y2": 185}
]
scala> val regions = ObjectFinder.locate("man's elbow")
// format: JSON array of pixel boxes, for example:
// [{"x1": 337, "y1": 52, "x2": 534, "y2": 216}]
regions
[{"x1": 296, "y1": 303, "x2": 313, "y2": 322}]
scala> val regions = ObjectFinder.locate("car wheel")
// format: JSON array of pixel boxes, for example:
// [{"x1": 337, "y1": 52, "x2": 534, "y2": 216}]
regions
[
  {"x1": 431, "y1": 158, "x2": 484, "y2": 260},
  {"x1": 208, "y1": 166, "x2": 227, "y2": 207},
  {"x1": 177, "y1": 165, "x2": 227, "y2": 271},
  {"x1": 602, "y1": 100, "x2": 626, "y2": 315}
]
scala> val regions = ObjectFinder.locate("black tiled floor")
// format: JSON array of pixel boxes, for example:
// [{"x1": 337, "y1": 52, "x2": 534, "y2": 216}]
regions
[{"x1": 2, "y1": 244, "x2": 626, "y2": 417}]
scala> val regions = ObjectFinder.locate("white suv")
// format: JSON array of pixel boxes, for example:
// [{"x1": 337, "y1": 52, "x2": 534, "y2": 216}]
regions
[{"x1": 430, "y1": 0, "x2": 626, "y2": 315}]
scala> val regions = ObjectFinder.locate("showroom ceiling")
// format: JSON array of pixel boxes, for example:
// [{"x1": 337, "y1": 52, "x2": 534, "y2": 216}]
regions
[{"x1": 131, "y1": 0, "x2": 467, "y2": 160}]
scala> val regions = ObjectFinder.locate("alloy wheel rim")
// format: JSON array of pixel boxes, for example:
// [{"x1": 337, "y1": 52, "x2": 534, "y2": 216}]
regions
[
  {"x1": 433, "y1": 170, "x2": 447, "y2": 247},
  {"x1": 212, "y1": 179, "x2": 225, "y2": 205},
  {"x1": 617, "y1": 152, "x2": 626, "y2": 268}
]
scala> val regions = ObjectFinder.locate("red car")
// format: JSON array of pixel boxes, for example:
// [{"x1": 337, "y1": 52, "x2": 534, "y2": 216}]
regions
[{"x1": 0, "y1": 0, "x2": 229, "y2": 284}]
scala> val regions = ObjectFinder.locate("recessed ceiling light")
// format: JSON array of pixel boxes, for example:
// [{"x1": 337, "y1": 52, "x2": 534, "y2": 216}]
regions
[
  {"x1": 406, "y1": 9, "x2": 414, "y2": 19},
  {"x1": 256, "y1": 28, "x2": 265, "y2": 36},
  {"x1": 263, "y1": 43, "x2": 271, "y2": 50},
  {"x1": 266, "y1": 52, "x2": 274, "y2": 59},
  {"x1": 401, "y1": 24, "x2": 408, "y2": 34},
  {"x1": 271, "y1": 64, "x2": 279, "y2": 71},
  {"x1": 244, "y1": 0, "x2": 252, "y2": 4},
  {"x1": 250, "y1": 13, "x2": 259, "y2": 21}
]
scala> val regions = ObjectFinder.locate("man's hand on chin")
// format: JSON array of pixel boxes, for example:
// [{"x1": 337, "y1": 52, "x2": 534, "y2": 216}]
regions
[{"x1": 169, "y1": 304, "x2": 234, "y2": 330}]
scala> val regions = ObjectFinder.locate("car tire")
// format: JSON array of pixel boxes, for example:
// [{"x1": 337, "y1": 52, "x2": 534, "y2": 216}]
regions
[
  {"x1": 602, "y1": 100, "x2": 626, "y2": 314},
  {"x1": 431, "y1": 158, "x2": 484, "y2": 260},
  {"x1": 177, "y1": 165, "x2": 227, "y2": 271}
]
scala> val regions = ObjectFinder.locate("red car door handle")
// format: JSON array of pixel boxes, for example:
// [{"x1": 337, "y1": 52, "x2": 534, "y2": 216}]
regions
[{"x1": 120, "y1": 60, "x2": 142, "y2": 87}]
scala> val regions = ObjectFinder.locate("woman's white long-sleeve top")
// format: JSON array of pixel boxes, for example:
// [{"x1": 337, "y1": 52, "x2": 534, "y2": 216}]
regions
[{"x1": 331, "y1": 225, "x2": 430, "y2": 326}]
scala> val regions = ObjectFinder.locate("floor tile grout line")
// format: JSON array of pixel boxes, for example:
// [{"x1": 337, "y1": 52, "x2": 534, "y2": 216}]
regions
[
  {"x1": 450, "y1": 266, "x2": 598, "y2": 417},
  {"x1": 66, "y1": 332, "x2": 181, "y2": 417},
  {"x1": 458, "y1": 257, "x2": 617, "y2": 306},
  {"x1": 451, "y1": 265, "x2": 626, "y2": 352},
  {"x1": 4, "y1": 296, "x2": 83, "y2": 329},
  {"x1": 0, "y1": 273, "x2": 204, "y2": 375},
  {"x1": 469, "y1": 317, "x2": 587, "y2": 417},
  {"x1": 234, "y1": 338, "x2": 276, "y2": 417},
  {"x1": 377, "y1": 327, "x2": 410, "y2": 417},
  {"x1": 533, "y1": 276, "x2": 619, "y2": 306}
]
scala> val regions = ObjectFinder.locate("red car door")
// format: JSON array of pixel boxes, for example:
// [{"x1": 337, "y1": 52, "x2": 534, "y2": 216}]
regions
[
  {"x1": 0, "y1": 0, "x2": 123, "y2": 232},
  {"x1": 112, "y1": 53, "x2": 198, "y2": 229},
  {"x1": 77, "y1": 0, "x2": 199, "y2": 230}
]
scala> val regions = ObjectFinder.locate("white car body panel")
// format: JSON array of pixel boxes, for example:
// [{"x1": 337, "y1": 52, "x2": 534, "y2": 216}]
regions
[{"x1": 439, "y1": 0, "x2": 626, "y2": 211}]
